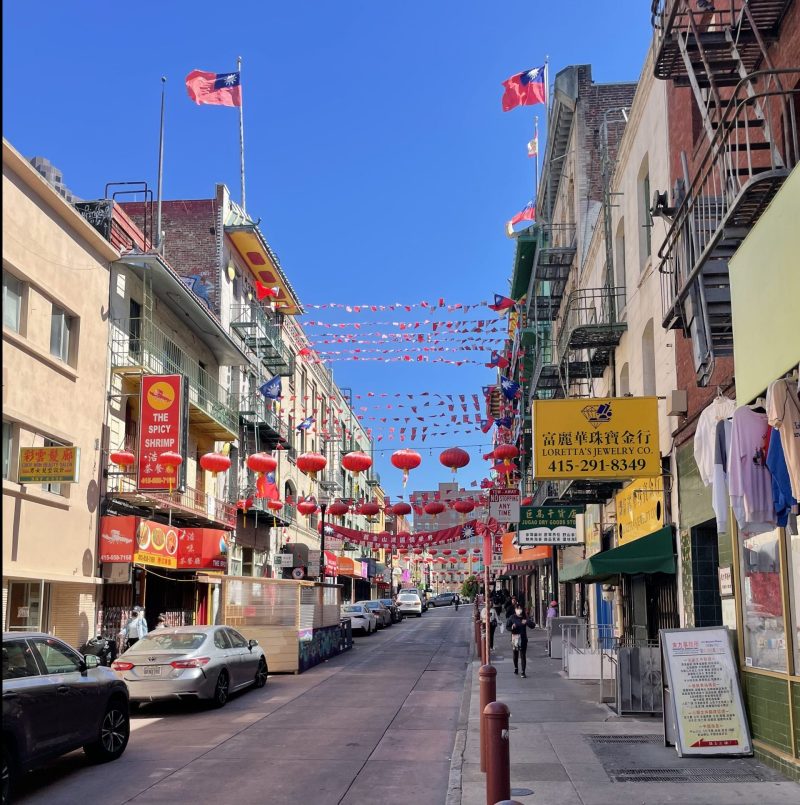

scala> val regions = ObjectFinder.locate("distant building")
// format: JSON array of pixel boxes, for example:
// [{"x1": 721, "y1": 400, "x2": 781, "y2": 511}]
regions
[{"x1": 28, "y1": 156, "x2": 80, "y2": 203}]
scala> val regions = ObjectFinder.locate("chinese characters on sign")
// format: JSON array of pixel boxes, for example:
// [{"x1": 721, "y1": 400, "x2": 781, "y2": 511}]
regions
[
  {"x1": 532, "y1": 397, "x2": 661, "y2": 479},
  {"x1": 137, "y1": 374, "x2": 185, "y2": 492},
  {"x1": 661, "y1": 627, "x2": 751, "y2": 757},
  {"x1": 18, "y1": 446, "x2": 80, "y2": 484},
  {"x1": 615, "y1": 477, "x2": 665, "y2": 545},
  {"x1": 517, "y1": 506, "x2": 582, "y2": 545}
]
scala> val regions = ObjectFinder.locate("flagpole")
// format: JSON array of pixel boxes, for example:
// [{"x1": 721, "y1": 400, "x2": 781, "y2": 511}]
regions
[
  {"x1": 156, "y1": 76, "x2": 166, "y2": 253},
  {"x1": 534, "y1": 116, "x2": 539, "y2": 200},
  {"x1": 237, "y1": 55, "x2": 246, "y2": 212}
]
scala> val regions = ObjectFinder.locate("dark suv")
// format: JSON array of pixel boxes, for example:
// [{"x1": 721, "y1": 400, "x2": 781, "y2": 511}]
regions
[
  {"x1": 430, "y1": 592, "x2": 457, "y2": 607},
  {"x1": 2, "y1": 632, "x2": 130, "y2": 802}
]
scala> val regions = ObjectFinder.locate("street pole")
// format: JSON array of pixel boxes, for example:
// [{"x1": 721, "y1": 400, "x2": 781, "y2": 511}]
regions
[{"x1": 320, "y1": 502, "x2": 327, "y2": 582}]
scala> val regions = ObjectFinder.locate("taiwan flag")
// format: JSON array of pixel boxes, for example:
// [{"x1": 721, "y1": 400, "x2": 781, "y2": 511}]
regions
[
  {"x1": 501, "y1": 66, "x2": 546, "y2": 112},
  {"x1": 488, "y1": 294, "x2": 516, "y2": 313},
  {"x1": 257, "y1": 471, "x2": 280, "y2": 501},
  {"x1": 506, "y1": 202, "x2": 536, "y2": 236},
  {"x1": 485, "y1": 351, "x2": 510, "y2": 369},
  {"x1": 185, "y1": 70, "x2": 242, "y2": 107}
]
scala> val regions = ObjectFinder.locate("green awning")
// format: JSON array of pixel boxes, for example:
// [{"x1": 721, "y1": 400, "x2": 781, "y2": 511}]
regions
[{"x1": 559, "y1": 526, "x2": 676, "y2": 584}]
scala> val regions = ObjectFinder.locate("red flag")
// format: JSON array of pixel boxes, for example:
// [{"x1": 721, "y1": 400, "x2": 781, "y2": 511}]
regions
[
  {"x1": 185, "y1": 70, "x2": 242, "y2": 107},
  {"x1": 506, "y1": 202, "x2": 536, "y2": 236},
  {"x1": 501, "y1": 66, "x2": 546, "y2": 112},
  {"x1": 256, "y1": 281, "x2": 279, "y2": 300}
]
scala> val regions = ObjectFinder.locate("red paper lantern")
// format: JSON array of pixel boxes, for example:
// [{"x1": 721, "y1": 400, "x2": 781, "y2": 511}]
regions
[
  {"x1": 457, "y1": 548, "x2": 468, "y2": 555},
  {"x1": 327, "y1": 500, "x2": 350, "y2": 517},
  {"x1": 266, "y1": 499, "x2": 284, "y2": 511},
  {"x1": 494, "y1": 444, "x2": 519, "y2": 462},
  {"x1": 390, "y1": 449, "x2": 421, "y2": 487},
  {"x1": 109, "y1": 450, "x2": 135, "y2": 467},
  {"x1": 341, "y1": 451, "x2": 372, "y2": 475},
  {"x1": 391, "y1": 502, "x2": 412, "y2": 516},
  {"x1": 449, "y1": 557, "x2": 457, "y2": 564},
  {"x1": 247, "y1": 452, "x2": 277, "y2": 476},
  {"x1": 296, "y1": 452, "x2": 327, "y2": 479},
  {"x1": 428, "y1": 549, "x2": 438, "y2": 556},
  {"x1": 358, "y1": 501, "x2": 380, "y2": 517},
  {"x1": 482, "y1": 450, "x2": 495, "y2": 461},
  {"x1": 297, "y1": 498, "x2": 318, "y2": 516},
  {"x1": 199, "y1": 451, "x2": 231, "y2": 477},
  {"x1": 413, "y1": 548, "x2": 424, "y2": 555},
  {"x1": 521, "y1": 496, "x2": 533, "y2": 506},
  {"x1": 442, "y1": 549, "x2": 452, "y2": 556},
  {"x1": 439, "y1": 447, "x2": 470, "y2": 475},
  {"x1": 461, "y1": 556, "x2": 469, "y2": 563},
  {"x1": 453, "y1": 500, "x2": 475, "y2": 515},
  {"x1": 424, "y1": 501, "x2": 445, "y2": 516},
  {"x1": 398, "y1": 548, "x2": 407, "y2": 555},
  {"x1": 473, "y1": 547, "x2": 481, "y2": 554},
  {"x1": 160, "y1": 451, "x2": 183, "y2": 468}
]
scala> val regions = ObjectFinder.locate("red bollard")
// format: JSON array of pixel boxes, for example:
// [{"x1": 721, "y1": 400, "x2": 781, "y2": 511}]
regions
[
  {"x1": 478, "y1": 664, "x2": 496, "y2": 773},
  {"x1": 484, "y1": 701, "x2": 511, "y2": 805}
]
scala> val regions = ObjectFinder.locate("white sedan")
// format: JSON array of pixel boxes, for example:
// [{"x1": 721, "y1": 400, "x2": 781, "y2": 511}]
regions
[
  {"x1": 396, "y1": 592, "x2": 423, "y2": 617},
  {"x1": 341, "y1": 604, "x2": 378, "y2": 635}
]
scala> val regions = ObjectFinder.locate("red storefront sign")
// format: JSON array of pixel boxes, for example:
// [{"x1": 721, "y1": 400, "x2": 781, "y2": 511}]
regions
[
  {"x1": 137, "y1": 374, "x2": 184, "y2": 491},
  {"x1": 99, "y1": 516, "x2": 137, "y2": 563},
  {"x1": 177, "y1": 528, "x2": 229, "y2": 570}
]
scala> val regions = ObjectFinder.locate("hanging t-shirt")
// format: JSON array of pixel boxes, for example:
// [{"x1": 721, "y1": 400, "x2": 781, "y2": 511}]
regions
[
  {"x1": 728, "y1": 406, "x2": 775, "y2": 531},
  {"x1": 767, "y1": 378, "x2": 800, "y2": 500},
  {"x1": 712, "y1": 418, "x2": 732, "y2": 534},
  {"x1": 694, "y1": 396, "x2": 736, "y2": 486},
  {"x1": 766, "y1": 429, "x2": 797, "y2": 528}
]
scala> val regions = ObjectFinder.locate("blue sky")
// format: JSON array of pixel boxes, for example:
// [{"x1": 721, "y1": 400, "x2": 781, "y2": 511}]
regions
[{"x1": 3, "y1": 1, "x2": 652, "y2": 501}]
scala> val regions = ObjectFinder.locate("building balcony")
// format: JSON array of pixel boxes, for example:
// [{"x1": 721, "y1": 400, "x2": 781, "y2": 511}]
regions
[
  {"x1": 110, "y1": 318, "x2": 239, "y2": 440},
  {"x1": 238, "y1": 392, "x2": 292, "y2": 450},
  {"x1": 229, "y1": 304, "x2": 295, "y2": 376},
  {"x1": 658, "y1": 69, "x2": 799, "y2": 384},
  {"x1": 652, "y1": 0, "x2": 792, "y2": 85},
  {"x1": 555, "y1": 287, "x2": 626, "y2": 376},
  {"x1": 107, "y1": 475, "x2": 237, "y2": 529}
]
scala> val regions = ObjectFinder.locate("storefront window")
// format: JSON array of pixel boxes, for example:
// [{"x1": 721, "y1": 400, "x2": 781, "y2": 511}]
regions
[
  {"x1": 785, "y1": 515, "x2": 800, "y2": 673},
  {"x1": 6, "y1": 581, "x2": 49, "y2": 632},
  {"x1": 740, "y1": 529, "x2": 787, "y2": 672}
]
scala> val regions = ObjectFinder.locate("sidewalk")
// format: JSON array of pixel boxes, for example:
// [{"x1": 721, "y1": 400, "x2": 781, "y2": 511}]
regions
[{"x1": 452, "y1": 627, "x2": 800, "y2": 805}]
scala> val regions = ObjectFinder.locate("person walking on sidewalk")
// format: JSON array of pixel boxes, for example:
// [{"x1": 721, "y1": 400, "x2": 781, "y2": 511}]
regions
[
  {"x1": 480, "y1": 602, "x2": 499, "y2": 650},
  {"x1": 506, "y1": 604, "x2": 531, "y2": 677}
]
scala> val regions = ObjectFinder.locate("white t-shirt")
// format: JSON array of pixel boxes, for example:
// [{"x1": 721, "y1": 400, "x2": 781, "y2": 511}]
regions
[
  {"x1": 694, "y1": 397, "x2": 736, "y2": 486},
  {"x1": 767, "y1": 378, "x2": 800, "y2": 499}
]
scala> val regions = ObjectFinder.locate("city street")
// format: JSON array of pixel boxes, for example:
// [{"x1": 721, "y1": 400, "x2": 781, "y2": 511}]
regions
[{"x1": 14, "y1": 607, "x2": 471, "y2": 805}]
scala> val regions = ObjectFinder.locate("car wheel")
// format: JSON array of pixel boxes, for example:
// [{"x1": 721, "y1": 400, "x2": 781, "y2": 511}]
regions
[
  {"x1": 2, "y1": 741, "x2": 16, "y2": 805},
  {"x1": 212, "y1": 670, "x2": 230, "y2": 708},
  {"x1": 254, "y1": 657, "x2": 268, "y2": 688},
  {"x1": 83, "y1": 698, "x2": 130, "y2": 762}
]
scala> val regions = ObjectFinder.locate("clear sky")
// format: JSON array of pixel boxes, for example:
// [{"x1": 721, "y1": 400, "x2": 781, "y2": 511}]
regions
[{"x1": 2, "y1": 1, "x2": 653, "y2": 502}]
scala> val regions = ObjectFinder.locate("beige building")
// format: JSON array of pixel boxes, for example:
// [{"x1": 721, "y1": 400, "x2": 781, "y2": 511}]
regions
[{"x1": 2, "y1": 139, "x2": 119, "y2": 645}]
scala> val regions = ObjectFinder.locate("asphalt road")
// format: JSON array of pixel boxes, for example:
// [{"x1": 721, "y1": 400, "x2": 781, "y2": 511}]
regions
[{"x1": 16, "y1": 605, "x2": 472, "y2": 805}]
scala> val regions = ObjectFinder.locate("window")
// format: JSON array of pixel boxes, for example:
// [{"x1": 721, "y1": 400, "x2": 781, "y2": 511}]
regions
[
  {"x1": 641, "y1": 320, "x2": 656, "y2": 396},
  {"x1": 637, "y1": 157, "x2": 652, "y2": 269},
  {"x1": 619, "y1": 363, "x2": 630, "y2": 397},
  {"x1": 2, "y1": 421, "x2": 13, "y2": 480},
  {"x1": 614, "y1": 219, "x2": 626, "y2": 301},
  {"x1": 42, "y1": 437, "x2": 66, "y2": 496},
  {"x1": 50, "y1": 304, "x2": 73, "y2": 362},
  {"x1": 226, "y1": 629, "x2": 248, "y2": 648},
  {"x1": 3, "y1": 272, "x2": 23, "y2": 333},
  {"x1": 129, "y1": 299, "x2": 142, "y2": 359},
  {"x1": 31, "y1": 637, "x2": 82, "y2": 675},
  {"x1": 241, "y1": 546, "x2": 253, "y2": 576},
  {"x1": 213, "y1": 629, "x2": 232, "y2": 649},
  {"x1": 2, "y1": 640, "x2": 41, "y2": 679}
]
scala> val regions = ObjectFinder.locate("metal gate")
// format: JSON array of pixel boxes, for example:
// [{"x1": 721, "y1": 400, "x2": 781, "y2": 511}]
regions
[{"x1": 616, "y1": 643, "x2": 663, "y2": 715}]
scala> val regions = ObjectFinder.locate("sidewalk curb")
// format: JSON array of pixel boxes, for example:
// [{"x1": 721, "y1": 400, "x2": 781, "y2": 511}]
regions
[{"x1": 446, "y1": 617, "x2": 476, "y2": 805}]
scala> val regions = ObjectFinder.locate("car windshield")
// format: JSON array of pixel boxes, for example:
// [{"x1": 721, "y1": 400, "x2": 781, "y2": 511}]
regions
[
  {"x1": 398, "y1": 594, "x2": 418, "y2": 601},
  {"x1": 379, "y1": 600, "x2": 393, "y2": 606},
  {"x1": 362, "y1": 602, "x2": 379, "y2": 609},
  {"x1": 128, "y1": 632, "x2": 207, "y2": 652},
  {"x1": 343, "y1": 606, "x2": 363, "y2": 613}
]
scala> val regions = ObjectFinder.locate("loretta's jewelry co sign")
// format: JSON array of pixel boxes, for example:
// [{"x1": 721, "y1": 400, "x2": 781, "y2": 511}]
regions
[
  {"x1": 518, "y1": 506, "x2": 582, "y2": 545},
  {"x1": 532, "y1": 397, "x2": 661, "y2": 480}
]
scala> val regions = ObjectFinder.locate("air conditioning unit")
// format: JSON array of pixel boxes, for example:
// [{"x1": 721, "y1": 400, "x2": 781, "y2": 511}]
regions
[{"x1": 666, "y1": 389, "x2": 688, "y2": 416}]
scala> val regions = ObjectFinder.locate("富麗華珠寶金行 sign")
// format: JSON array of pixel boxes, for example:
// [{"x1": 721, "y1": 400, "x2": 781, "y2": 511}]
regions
[
  {"x1": 517, "y1": 506, "x2": 583, "y2": 545},
  {"x1": 532, "y1": 397, "x2": 661, "y2": 480}
]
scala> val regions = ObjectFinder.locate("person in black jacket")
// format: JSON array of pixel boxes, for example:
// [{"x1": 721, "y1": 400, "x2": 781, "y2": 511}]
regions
[{"x1": 506, "y1": 604, "x2": 531, "y2": 677}]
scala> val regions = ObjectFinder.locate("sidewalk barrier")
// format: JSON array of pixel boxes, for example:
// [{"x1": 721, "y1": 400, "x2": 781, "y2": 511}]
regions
[
  {"x1": 484, "y1": 700, "x2": 510, "y2": 805},
  {"x1": 478, "y1": 664, "x2": 497, "y2": 773}
]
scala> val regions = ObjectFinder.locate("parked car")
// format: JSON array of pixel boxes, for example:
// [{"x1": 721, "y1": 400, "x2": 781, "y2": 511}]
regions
[
  {"x1": 342, "y1": 604, "x2": 378, "y2": 635},
  {"x1": 379, "y1": 598, "x2": 404, "y2": 623},
  {"x1": 430, "y1": 592, "x2": 456, "y2": 607},
  {"x1": 111, "y1": 626, "x2": 267, "y2": 711},
  {"x1": 356, "y1": 600, "x2": 392, "y2": 628},
  {"x1": 401, "y1": 588, "x2": 428, "y2": 612},
  {"x1": 396, "y1": 592, "x2": 423, "y2": 617},
  {"x1": 2, "y1": 632, "x2": 131, "y2": 803}
]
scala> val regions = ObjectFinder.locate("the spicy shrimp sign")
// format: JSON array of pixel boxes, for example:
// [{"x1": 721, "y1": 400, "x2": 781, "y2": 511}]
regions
[{"x1": 137, "y1": 374, "x2": 186, "y2": 492}]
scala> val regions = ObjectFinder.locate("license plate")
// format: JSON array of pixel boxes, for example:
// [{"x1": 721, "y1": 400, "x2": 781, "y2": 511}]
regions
[{"x1": 142, "y1": 666, "x2": 162, "y2": 677}]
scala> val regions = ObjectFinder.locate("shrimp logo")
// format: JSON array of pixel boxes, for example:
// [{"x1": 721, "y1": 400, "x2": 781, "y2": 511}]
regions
[{"x1": 147, "y1": 381, "x2": 176, "y2": 412}]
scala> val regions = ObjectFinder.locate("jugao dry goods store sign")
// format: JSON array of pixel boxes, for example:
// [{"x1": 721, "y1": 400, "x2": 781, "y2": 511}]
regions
[{"x1": 532, "y1": 397, "x2": 661, "y2": 480}]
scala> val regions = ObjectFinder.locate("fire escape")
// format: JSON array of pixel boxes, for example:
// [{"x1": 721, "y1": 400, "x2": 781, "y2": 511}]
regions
[{"x1": 652, "y1": 0, "x2": 799, "y2": 385}]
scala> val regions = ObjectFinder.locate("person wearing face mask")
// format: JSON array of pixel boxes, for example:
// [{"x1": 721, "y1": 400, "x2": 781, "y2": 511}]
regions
[{"x1": 506, "y1": 604, "x2": 531, "y2": 677}]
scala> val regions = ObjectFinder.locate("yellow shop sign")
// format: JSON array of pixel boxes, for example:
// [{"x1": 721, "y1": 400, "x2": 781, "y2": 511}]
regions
[
  {"x1": 532, "y1": 397, "x2": 660, "y2": 480},
  {"x1": 615, "y1": 477, "x2": 665, "y2": 545}
]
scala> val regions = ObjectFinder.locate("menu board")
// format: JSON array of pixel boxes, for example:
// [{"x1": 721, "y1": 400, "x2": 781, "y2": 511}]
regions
[{"x1": 660, "y1": 627, "x2": 752, "y2": 757}]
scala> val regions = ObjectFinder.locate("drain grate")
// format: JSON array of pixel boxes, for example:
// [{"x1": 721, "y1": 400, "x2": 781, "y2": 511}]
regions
[
  {"x1": 609, "y1": 768, "x2": 762, "y2": 784},
  {"x1": 587, "y1": 735, "x2": 662, "y2": 744}
]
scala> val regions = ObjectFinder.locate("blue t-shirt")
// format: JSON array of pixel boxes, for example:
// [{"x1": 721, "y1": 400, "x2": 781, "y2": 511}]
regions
[{"x1": 766, "y1": 429, "x2": 797, "y2": 527}]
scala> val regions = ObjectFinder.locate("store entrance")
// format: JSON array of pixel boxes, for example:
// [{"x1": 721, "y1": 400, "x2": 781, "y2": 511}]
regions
[
  {"x1": 691, "y1": 521, "x2": 723, "y2": 627},
  {"x1": 141, "y1": 569, "x2": 197, "y2": 630}
]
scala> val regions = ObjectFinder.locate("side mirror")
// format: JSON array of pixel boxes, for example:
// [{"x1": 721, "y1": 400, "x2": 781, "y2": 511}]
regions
[
  {"x1": 83, "y1": 654, "x2": 101, "y2": 671},
  {"x1": 248, "y1": 639, "x2": 258, "y2": 650}
]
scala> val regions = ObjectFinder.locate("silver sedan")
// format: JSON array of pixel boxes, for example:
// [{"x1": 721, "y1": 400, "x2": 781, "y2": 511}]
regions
[
  {"x1": 356, "y1": 600, "x2": 393, "y2": 628},
  {"x1": 111, "y1": 625, "x2": 267, "y2": 710}
]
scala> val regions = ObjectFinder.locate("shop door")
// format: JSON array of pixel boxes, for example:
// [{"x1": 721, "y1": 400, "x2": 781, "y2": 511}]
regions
[
  {"x1": 595, "y1": 585, "x2": 614, "y2": 648},
  {"x1": 6, "y1": 582, "x2": 49, "y2": 632},
  {"x1": 691, "y1": 522, "x2": 723, "y2": 627}
]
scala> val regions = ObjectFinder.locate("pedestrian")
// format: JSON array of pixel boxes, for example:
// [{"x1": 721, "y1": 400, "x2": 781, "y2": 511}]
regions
[
  {"x1": 506, "y1": 603, "x2": 531, "y2": 677},
  {"x1": 546, "y1": 600, "x2": 558, "y2": 621},
  {"x1": 454, "y1": 593, "x2": 460, "y2": 612},
  {"x1": 119, "y1": 606, "x2": 148, "y2": 650},
  {"x1": 504, "y1": 595, "x2": 517, "y2": 621},
  {"x1": 153, "y1": 614, "x2": 168, "y2": 630},
  {"x1": 480, "y1": 602, "x2": 499, "y2": 650}
]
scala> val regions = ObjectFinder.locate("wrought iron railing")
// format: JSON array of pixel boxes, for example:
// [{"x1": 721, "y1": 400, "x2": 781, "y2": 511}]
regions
[
  {"x1": 658, "y1": 69, "x2": 800, "y2": 325},
  {"x1": 238, "y1": 391, "x2": 291, "y2": 444},
  {"x1": 110, "y1": 318, "x2": 238, "y2": 435},
  {"x1": 555, "y1": 287, "x2": 626, "y2": 363},
  {"x1": 230, "y1": 304, "x2": 295, "y2": 375}
]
